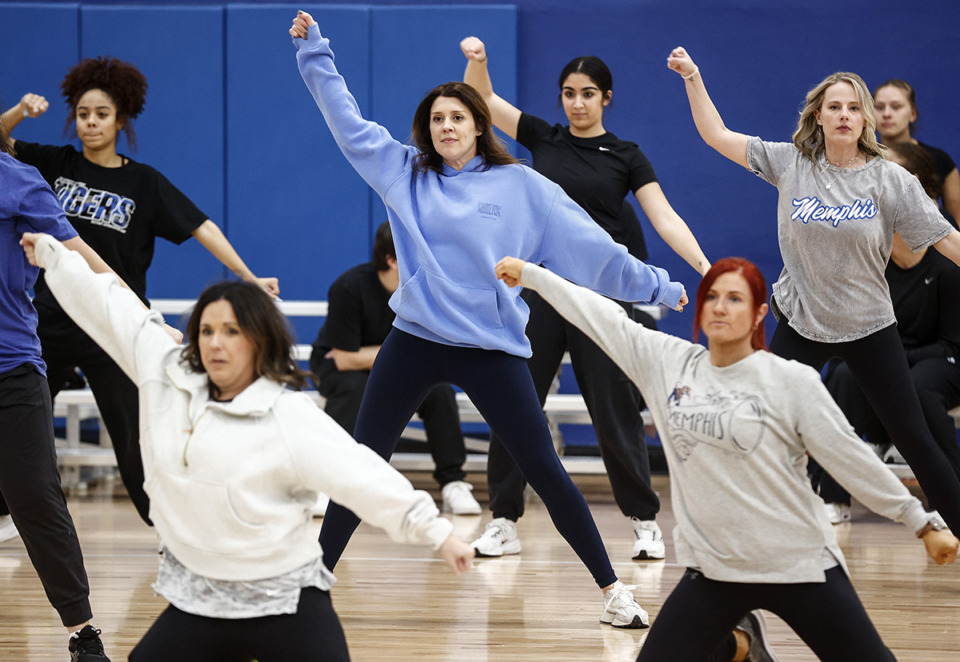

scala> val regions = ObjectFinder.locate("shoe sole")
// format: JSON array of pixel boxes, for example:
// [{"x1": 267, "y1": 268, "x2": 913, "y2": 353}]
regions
[
  {"x1": 600, "y1": 614, "x2": 650, "y2": 629},
  {"x1": 632, "y1": 549, "x2": 665, "y2": 561},
  {"x1": 473, "y1": 540, "x2": 521, "y2": 557}
]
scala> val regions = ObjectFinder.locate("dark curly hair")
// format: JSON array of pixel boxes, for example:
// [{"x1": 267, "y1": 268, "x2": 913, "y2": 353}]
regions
[
  {"x1": 60, "y1": 56, "x2": 148, "y2": 151},
  {"x1": 180, "y1": 281, "x2": 309, "y2": 397}
]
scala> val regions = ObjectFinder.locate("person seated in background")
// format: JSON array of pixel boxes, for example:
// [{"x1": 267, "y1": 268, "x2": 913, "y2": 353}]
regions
[
  {"x1": 813, "y1": 142, "x2": 960, "y2": 524},
  {"x1": 310, "y1": 221, "x2": 481, "y2": 516}
]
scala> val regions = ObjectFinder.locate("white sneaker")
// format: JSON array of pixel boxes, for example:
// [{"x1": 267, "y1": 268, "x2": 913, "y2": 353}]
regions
[
  {"x1": 0, "y1": 515, "x2": 19, "y2": 544},
  {"x1": 824, "y1": 502, "x2": 851, "y2": 525},
  {"x1": 883, "y1": 445, "x2": 907, "y2": 465},
  {"x1": 311, "y1": 493, "x2": 330, "y2": 518},
  {"x1": 441, "y1": 480, "x2": 481, "y2": 515},
  {"x1": 631, "y1": 518, "x2": 665, "y2": 560},
  {"x1": 600, "y1": 581, "x2": 649, "y2": 629},
  {"x1": 471, "y1": 517, "x2": 521, "y2": 557}
]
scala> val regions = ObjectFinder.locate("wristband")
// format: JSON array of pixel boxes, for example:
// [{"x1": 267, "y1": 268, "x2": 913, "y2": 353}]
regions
[{"x1": 683, "y1": 66, "x2": 700, "y2": 81}]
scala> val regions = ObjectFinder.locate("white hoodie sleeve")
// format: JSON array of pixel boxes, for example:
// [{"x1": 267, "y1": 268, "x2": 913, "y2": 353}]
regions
[{"x1": 33, "y1": 234, "x2": 176, "y2": 385}]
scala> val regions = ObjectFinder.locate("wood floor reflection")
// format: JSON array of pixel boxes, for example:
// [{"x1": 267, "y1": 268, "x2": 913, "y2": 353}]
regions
[{"x1": 1, "y1": 474, "x2": 958, "y2": 661}]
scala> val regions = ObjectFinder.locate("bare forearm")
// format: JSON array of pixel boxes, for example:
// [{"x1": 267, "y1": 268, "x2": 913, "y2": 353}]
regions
[
  {"x1": 637, "y1": 184, "x2": 711, "y2": 275},
  {"x1": 329, "y1": 346, "x2": 380, "y2": 372},
  {"x1": 0, "y1": 104, "x2": 25, "y2": 140},
  {"x1": 192, "y1": 220, "x2": 257, "y2": 280},
  {"x1": 934, "y1": 230, "x2": 960, "y2": 269}
]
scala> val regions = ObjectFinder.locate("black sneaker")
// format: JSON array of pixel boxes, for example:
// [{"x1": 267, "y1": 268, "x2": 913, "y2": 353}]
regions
[{"x1": 68, "y1": 625, "x2": 111, "y2": 662}]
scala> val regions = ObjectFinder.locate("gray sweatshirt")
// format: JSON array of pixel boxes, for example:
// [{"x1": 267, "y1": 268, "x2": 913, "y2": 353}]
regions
[{"x1": 521, "y1": 263, "x2": 931, "y2": 583}]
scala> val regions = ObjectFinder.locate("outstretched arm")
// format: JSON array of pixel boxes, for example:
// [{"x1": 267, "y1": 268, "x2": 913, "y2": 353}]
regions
[
  {"x1": 666, "y1": 47, "x2": 750, "y2": 169},
  {"x1": 634, "y1": 183, "x2": 710, "y2": 275},
  {"x1": 0, "y1": 93, "x2": 49, "y2": 146},
  {"x1": 460, "y1": 36, "x2": 521, "y2": 139},
  {"x1": 933, "y1": 229, "x2": 960, "y2": 269},
  {"x1": 192, "y1": 220, "x2": 280, "y2": 298}
]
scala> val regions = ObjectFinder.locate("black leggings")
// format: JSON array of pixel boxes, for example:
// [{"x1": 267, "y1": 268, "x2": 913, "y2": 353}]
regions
[
  {"x1": 0, "y1": 365, "x2": 92, "y2": 626},
  {"x1": 636, "y1": 567, "x2": 894, "y2": 661},
  {"x1": 771, "y1": 323, "x2": 960, "y2": 532},
  {"x1": 487, "y1": 289, "x2": 660, "y2": 521},
  {"x1": 129, "y1": 587, "x2": 350, "y2": 662},
  {"x1": 318, "y1": 329, "x2": 617, "y2": 588}
]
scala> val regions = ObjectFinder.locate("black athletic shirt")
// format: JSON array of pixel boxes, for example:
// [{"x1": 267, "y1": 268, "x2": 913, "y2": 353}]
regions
[
  {"x1": 312, "y1": 262, "x2": 394, "y2": 359},
  {"x1": 13, "y1": 141, "x2": 206, "y2": 305},
  {"x1": 516, "y1": 112, "x2": 657, "y2": 260},
  {"x1": 887, "y1": 246, "x2": 960, "y2": 365}
]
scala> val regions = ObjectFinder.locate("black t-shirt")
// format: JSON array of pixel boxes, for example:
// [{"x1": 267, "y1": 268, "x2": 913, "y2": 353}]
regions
[
  {"x1": 311, "y1": 262, "x2": 393, "y2": 377},
  {"x1": 917, "y1": 141, "x2": 959, "y2": 228},
  {"x1": 516, "y1": 112, "x2": 658, "y2": 259},
  {"x1": 887, "y1": 247, "x2": 960, "y2": 365},
  {"x1": 14, "y1": 142, "x2": 206, "y2": 305}
]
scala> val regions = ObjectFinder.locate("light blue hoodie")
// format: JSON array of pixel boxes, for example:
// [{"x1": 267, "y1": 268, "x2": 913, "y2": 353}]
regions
[{"x1": 295, "y1": 25, "x2": 684, "y2": 358}]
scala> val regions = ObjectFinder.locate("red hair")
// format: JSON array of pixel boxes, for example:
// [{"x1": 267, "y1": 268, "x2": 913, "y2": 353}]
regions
[{"x1": 693, "y1": 257, "x2": 768, "y2": 351}]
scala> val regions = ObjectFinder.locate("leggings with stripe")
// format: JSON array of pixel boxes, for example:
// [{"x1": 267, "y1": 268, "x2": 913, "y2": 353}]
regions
[
  {"x1": 318, "y1": 329, "x2": 617, "y2": 588},
  {"x1": 771, "y1": 322, "x2": 960, "y2": 532}
]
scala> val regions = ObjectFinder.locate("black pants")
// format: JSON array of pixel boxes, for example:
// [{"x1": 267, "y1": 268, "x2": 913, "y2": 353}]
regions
[
  {"x1": 129, "y1": 587, "x2": 350, "y2": 662},
  {"x1": 813, "y1": 356, "x2": 960, "y2": 505},
  {"x1": 318, "y1": 329, "x2": 617, "y2": 588},
  {"x1": 0, "y1": 311, "x2": 151, "y2": 524},
  {"x1": 771, "y1": 323, "x2": 960, "y2": 532},
  {"x1": 0, "y1": 365, "x2": 92, "y2": 626},
  {"x1": 636, "y1": 567, "x2": 895, "y2": 661},
  {"x1": 315, "y1": 364, "x2": 467, "y2": 487},
  {"x1": 488, "y1": 289, "x2": 660, "y2": 521}
]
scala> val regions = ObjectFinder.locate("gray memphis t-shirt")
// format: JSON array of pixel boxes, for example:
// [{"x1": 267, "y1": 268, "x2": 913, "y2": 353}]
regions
[{"x1": 747, "y1": 138, "x2": 952, "y2": 342}]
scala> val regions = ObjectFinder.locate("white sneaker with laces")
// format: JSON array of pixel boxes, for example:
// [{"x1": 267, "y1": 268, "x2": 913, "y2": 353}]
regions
[
  {"x1": 441, "y1": 480, "x2": 481, "y2": 515},
  {"x1": 311, "y1": 493, "x2": 330, "y2": 518},
  {"x1": 0, "y1": 515, "x2": 18, "y2": 544},
  {"x1": 631, "y1": 518, "x2": 665, "y2": 560},
  {"x1": 600, "y1": 581, "x2": 649, "y2": 628},
  {"x1": 824, "y1": 502, "x2": 850, "y2": 525},
  {"x1": 471, "y1": 517, "x2": 521, "y2": 557}
]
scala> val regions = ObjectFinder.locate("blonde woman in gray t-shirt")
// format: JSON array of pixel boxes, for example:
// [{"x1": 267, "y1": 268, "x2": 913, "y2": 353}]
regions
[
  {"x1": 495, "y1": 254, "x2": 958, "y2": 661},
  {"x1": 666, "y1": 46, "x2": 960, "y2": 539}
]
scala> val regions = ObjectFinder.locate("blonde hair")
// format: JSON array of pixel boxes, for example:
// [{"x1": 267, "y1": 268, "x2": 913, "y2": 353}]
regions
[{"x1": 792, "y1": 72, "x2": 886, "y2": 163}]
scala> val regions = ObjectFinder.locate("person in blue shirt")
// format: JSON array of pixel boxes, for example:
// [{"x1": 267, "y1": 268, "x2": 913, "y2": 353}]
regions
[
  {"x1": 290, "y1": 10, "x2": 686, "y2": 627},
  {"x1": 0, "y1": 119, "x2": 113, "y2": 661}
]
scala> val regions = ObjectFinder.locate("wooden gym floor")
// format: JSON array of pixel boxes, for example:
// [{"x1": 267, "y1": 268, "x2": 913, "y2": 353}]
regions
[{"x1": 1, "y1": 473, "x2": 958, "y2": 661}]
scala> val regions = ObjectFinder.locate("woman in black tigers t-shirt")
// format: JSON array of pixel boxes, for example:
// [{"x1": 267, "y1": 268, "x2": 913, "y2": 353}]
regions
[{"x1": 0, "y1": 57, "x2": 278, "y2": 524}]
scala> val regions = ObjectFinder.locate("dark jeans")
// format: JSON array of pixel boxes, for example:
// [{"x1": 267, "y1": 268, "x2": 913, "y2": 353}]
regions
[
  {"x1": 488, "y1": 289, "x2": 660, "y2": 521},
  {"x1": 0, "y1": 310, "x2": 151, "y2": 525},
  {"x1": 637, "y1": 567, "x2": 895, "y2": 662},
  {"x1": 813, "y1": 356, "x2": 960, "y2": 505},
  {"x1": 0, "y1": 364, "x2": 92, "y2": 626},
  {"x1": 318, "y1": 329, "x2": 617, "y2": 588},
  {"x1": 315, "y1": 364, "x2": 467, "y2": 486},
  {"x1": 129, "y1": 587, "x2": 350, "y2": 662},
  {"x1": 771, "y1": 323, "x2": 960, "y2": 532}
]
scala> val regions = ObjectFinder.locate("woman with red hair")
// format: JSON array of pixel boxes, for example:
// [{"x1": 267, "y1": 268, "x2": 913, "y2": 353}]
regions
[{"x1": 494, "y1": 255, "x2": 958, "y2": 661}]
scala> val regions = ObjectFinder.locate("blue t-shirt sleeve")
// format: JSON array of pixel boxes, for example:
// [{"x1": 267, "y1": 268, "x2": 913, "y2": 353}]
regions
[{"x1": 16, "y1": 164, "x2": 77, "y2": 241}]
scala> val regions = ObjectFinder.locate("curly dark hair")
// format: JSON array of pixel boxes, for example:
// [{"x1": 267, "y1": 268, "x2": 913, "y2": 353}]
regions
[
  {"x1": 181, "y1": 281, "x2": 309, "y2": 397},
  {"x1": 60, "y1": 56, "x2": 148, "y2": 151}
]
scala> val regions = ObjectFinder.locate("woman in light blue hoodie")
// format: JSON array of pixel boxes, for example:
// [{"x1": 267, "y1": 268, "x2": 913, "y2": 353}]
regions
[{"x1": 290, "y1": 11, "x2": 686, "y2": 627}]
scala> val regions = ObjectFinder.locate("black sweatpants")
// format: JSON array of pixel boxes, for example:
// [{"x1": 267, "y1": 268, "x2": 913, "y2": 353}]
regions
[
  {"x1": 318, "y1": 329, "x2": 617, "y2": 588},
  {"x1": 315, "y1": 365, "x2": 468, "y2": 487},
  {"x1": 0, "y1": 364, "x2": 92, "y2": 626},
  {"x1": 487, "y1": 289, "x2": 660, "y2": 521},
  {"x1": 0, "y1": 311, "x2": 151, "y2": 524},
  {"x1": 129, "y1": 587, "x2": 350, "y2": 662},
  {"x1": 636, "y1": 567, "x2": 895, "y2": 661},
  {"x1": 815, "y1": 357, "x2": 960, "y2": 505},
  {"x1": 771, "y1": 323, "x2": 960, "y2": 532}
]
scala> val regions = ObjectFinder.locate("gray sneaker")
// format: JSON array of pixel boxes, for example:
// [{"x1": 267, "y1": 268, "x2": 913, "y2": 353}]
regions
[{"x1": 736, "y1": 610, "x2": 779, "y2": 662}]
